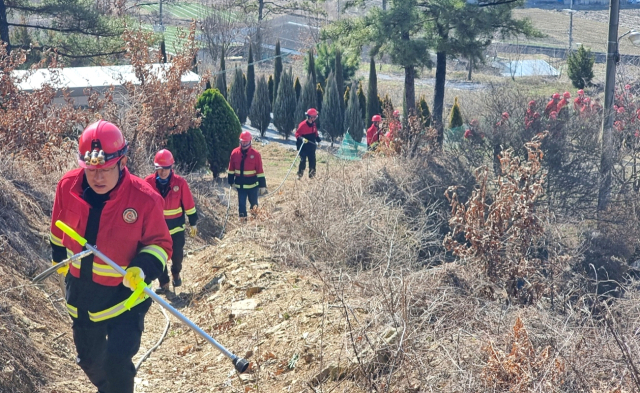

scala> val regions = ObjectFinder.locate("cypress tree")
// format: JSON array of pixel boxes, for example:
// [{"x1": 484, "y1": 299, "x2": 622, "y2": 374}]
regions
[
  {"x1": 273, "y1": 67, "x2": 297, "y2": 139},
  {"x1": 316, "y1": 83, "x2": 324, "y2": 113},
  {"x1": 229, "y1": 67, "x2": 248, "y2": 124},
  {"x1": 366, "y1": 57, "x2": 380, "y2": 126},
  {"x1": 198, "y1": 88, "x2": 242, "y2": 177},
  {"x1": 274, "y1": 40, "x2": 283, "y2": 103},
  {"x1": 294, "y1": 76, "x2": 302, "y2": 101},
  {"x1": 449, "y1": 96, "x2": 463, "y2": 128},
  {"x1": 418, "y1": 95, "x2": 431, "y2": 127},
  {"x1": 344, "y1": 82, "x2": 365, "y2": 143},
  {"x1": 246, "y1": 45, "x2": 256, "y2": 109},
  {"x1": 307, "y1": 49, "x2": 317, "y2": 87},
  {"x1": 268, "y1": 75, "x2": 274, "y2": 105},
  {"x1": 357, "y1": 81, "x2": 366, "y2": 125},
  {"x1": 249, "y1": 75, "x2": 272, "y2": 137},
  {"x1": 343, "y1": 85, "x2": 350, "y2": 108},
  {"x1": 382, "y1": 94, "x2": 394, "y2": 116},
  {"x1": 166, "y1": 128, "x2": 209, "y2": 173},
  {"x1": 216, "y1": 46, "x2": 227, "y2": 100},
  {"x1": 335, "y1": 49, "x2": 345, "y2": 112},
  {"x1": 321, "y1": 72, "x2": 344, "y2": 144},
  {"x1": 296, "y1": 76, "x2": 317, "y2": 123}
]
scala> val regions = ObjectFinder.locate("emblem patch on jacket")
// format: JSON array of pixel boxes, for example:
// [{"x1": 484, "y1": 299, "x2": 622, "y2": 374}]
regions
[
  {"x1": 123, "y1": 208, "x2": 138, "y2": 224},
  {"x1": 250, "y1": 155, "x2": 254, "y2": 159},
  {"x1": 173, "y1": 186, "x2": 180, "y2": 192}
]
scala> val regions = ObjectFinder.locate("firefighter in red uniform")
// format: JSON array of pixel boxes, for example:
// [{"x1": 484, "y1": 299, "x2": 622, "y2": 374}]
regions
[
  {"x1": 295, "y1": 108, "x2": 321, "y2": 179},
  {"x1": 367, "y1": 114, "x2": 383, "y2": 149},
  {"x1": 545, "y1": 93, "x2": 561, "y2": 117},
  {"x1": 557, "y1": 91, "x2": 571, "y2": 116},
  {"x1": 574, "y1": 89, "x2": 585, "y2": 112},
  {"x1": 144, "y1": 149, "x2": 198, "y2": 293},
  {"x1": 228, "y1": 131, "x2": 267, "y2": 218},
  {"x1": 49, "y1": 120, "x2": 172, "y2": 393},
  {"x1": 385, "y1": 109, "x2": 402, "y2": 145}
]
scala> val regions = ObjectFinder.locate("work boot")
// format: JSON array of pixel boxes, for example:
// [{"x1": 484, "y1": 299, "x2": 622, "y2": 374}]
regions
[
  {"x1": 309, "y1": 169, "x2": 316, "y2": 179},
  {"x1": 172, "y1": 273, "x2": 182, "y2": 287},
  {"x1": 297, "y1": 171, "x2": 303, "y2": 180},
  {"x1": 156, "y1": 282, "x2": 170, "y2": 294}
]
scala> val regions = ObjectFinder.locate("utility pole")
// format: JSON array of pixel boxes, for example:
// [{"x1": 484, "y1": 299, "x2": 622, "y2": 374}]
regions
[
  {"x1": 598, "y1": 0, "x2": 620, "y2": 214},
  {"x1": 569, "y1": 0, "x2": 574, "y2": 50}
]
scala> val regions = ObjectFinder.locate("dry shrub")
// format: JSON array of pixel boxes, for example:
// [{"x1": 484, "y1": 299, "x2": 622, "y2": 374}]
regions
[
  {"x1": 482, "y1": 316, "x2": 565, "y2": 392},
  {"x1": 444, "y1": 133, "x2": 560, "y2": 303}
]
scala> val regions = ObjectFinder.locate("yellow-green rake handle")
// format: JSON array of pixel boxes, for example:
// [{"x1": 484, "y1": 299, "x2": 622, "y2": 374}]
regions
[
  {"x1": 55, "y1": 220, "x2": 87, "y2": 247},
  {"x1": 124, "y1": 282, "x2": 149, "y2": 310}
]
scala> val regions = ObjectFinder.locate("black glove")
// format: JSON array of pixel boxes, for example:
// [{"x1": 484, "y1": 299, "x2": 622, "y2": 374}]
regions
[
  {"x1": 296, "y1": 137, "x2": 303, "y2": 150},
  {"x1": 316, "y1": 136, "x2": 321, "y2": 143}
]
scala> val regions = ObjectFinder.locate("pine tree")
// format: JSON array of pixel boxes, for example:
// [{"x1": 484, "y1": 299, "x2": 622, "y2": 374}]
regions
[
  {"x1": 294, "y1": 76, "x2": 302, "y2": 101},
  {"x1": 335, "y1": 49, "x2": 345, "y2": 112},
  {"x1": 307, "y1": 49, "x2": 317, "y2": 87},
  {"x1": 246, "y1": 45, "x2": 256, "y2": 109},
  {"x1": 215, "y1": 46, "x2": 227, "y2": 100},
  {"x1": 274, "y1": 40, "x2": 283, "y2": 103},
  {"x1": 357, "y1": 81, "x2": 366, "y2": 125},
  {"x1": 268, "y1": 75, "x2": 274, "y2": 105},
  {"x1": 418, "y1": 95, "x2": 432, "y2": 127},
  {"x1": 316, "y1": 83, "x2": 324, "y2": 113},
  {"x1": 273, "y1": 68, "x2": 297, "y2": 139},
  {"x1": 343, "y1": 85, "x2": 350, "y2": 108},
  {"x1": 321, "y1": 72, "x2": 344, "y2": 144},
  {"x1": 344, "y1": 82, "x2": 365, "y2": 143},
  {"x1": 296, "y1": 76, "x2": 317, "y2": 123},
  {"x1": 366, "y1": 57, "x2": 380, "y2": 127},
  {"x1": 229, "y1": 67, "x2": 248, "y2": 124},
  {"x1": 249, "y1": 75, "x2": 272, "y2": 137},
  {"x1": 198, "y1": 88, "x2": 242, "y2": 177},
  {"x1": 166, "y1": 128, "x2": 209, "y2": 172},
  {"x1": 449, "y1": 96, "x2": 463, "y2": 128},
  {"x1": 567, "y1": 45, "x2": 595, "y2": 89}
]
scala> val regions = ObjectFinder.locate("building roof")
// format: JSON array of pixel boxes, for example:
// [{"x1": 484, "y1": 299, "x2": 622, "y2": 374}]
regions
[{"x1": 12, "y1": 64, "x2": 200, "y2": 95}]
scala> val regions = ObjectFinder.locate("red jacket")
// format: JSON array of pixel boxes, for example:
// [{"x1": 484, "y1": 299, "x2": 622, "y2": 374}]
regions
[
  {"x1": 545, "y1": 100, "x2": 558, "y2": 116},
  {"x1": 227, "y1": 146, "x2": 267, "y2": 189},
  {"x1": 50, "y1": 168, "x2": 172, "y2": 321},
  {"x1": 144, "y1": 172, "x2": 198, "y2": 235},
  {"x1": 367, "y1": 125, "x2": 381, "y2": 146},
  {"x1": 295, "y1": 120, "x2": 319, "y2": 141}
]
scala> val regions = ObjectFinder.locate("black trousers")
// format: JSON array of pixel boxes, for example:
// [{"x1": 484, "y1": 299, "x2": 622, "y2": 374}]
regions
[
  {"x1": 159, "y1": 231, "x2": 185, "y2": 285},
  {"x1": 298, "y1": 143, "x2": 317, "y2": 178},
  {"x1": 72, "y1": 308, "x2": 146, "y2": 393},
  {"x1": 237, "y1": 187, "x2": 259, "y2": 217}
]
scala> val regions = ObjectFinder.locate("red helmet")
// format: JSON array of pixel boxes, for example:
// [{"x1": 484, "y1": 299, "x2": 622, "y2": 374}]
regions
[
  {"x1": 154, "y1": 149, "x2": 174, "y2": 168},
  {"x1": 502, "y1": 112, "x2": 509, "y2": 119},
  {"x1": 372, "y1": 114, "x2": 382, "y2": 122},
  {"x1": 78, "y1": 120, "x2": 127, "y2": 169},
  {"x1": 528, "y1": 100, "x2": 536, "y2": 107},
  {"x1": 239, "y1": 130, "x2": 252, "y2": 142},
  {"x1": 577, "y1": 89, "x2": 584, "y2": 96},
  {"x1": 306, "y1": 108, "x2": 318, "y2": 117},
  {"x1": 626, "y1": 84, "x2": 632, "y2": 90},
  {"x1": 563, "y1": 91, "x2": 571, "y2": 98},
  {"x1": 393, "y1": 110, "x2": 400, "y2": 117},
  {"x1": 552, "y1": 93, "x2": 560, "y2": 100}
]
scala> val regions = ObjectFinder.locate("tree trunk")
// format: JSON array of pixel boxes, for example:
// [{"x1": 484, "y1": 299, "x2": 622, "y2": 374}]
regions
[
  {"x1": 0, "y1": 0, "x2": 10, "y2": 53},
  {"x1": 404, "y1": 65, "x2": 416, "y2": 116},
  {"x1": 382, "y1": 0, "x2": 387, "y2": 10},
  {"x1": 433, "y1": 51, "x2": 447, "y2": 145},
  {"x1": 255, "y1": 0, "x2": 264, "y2": 60},
  {"x1": 467, "y1": 58, "x2": 473, "y2": 81}
]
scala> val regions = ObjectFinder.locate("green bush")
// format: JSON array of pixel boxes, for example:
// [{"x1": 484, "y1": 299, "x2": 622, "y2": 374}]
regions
[
  {"x1": 309, "y1": 42, "x2": 359, "y2": 88},
  {"x1": 229, "y1": 67, "x2": 248, "y2": 124},
  {"x1": 296, "y1": 76, "x2": 317, "y2": 123},
  {"x1": 166, "y1": 128, "x2": 208, "y2": 173},
  {"x1": 418, "y1": 95, "x2": 431, "y2": 127},
  {"x1": 273, "y1": 68, "x2": 297, "y2": 139},
  {"x1": 321, "y1": 72, "x2": 344, "y2": 143},
  {"x1": 344, "y1": 82, "x2": 365, "y2": 143},
  {"x1": 249, "y1": 75, "x2": 272, "y2": 137},
  {"x1": 198, "y1": 88, "x2": 242, "y2": 178},
  {"x1": 449, "y1": 96, "x2": 463, "y2": 129},
  {"x1": 567, "y1": 45, "x2": 595, "y2": 89}
]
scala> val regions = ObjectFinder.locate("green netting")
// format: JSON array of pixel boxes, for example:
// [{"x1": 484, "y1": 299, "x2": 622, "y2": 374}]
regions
[
  {"x1": 444, "y1": 125, "x2": 467, "y2": 145},
  {"x1": 335, "y1": 133, "x2": 368, "y2": 160}
]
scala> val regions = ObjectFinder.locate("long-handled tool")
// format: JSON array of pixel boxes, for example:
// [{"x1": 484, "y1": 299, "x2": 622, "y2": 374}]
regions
[
  {"x1": 54, "y1": 220, "x2": 249, "y2": 373},
  {"x1": 32, "y1": 249, "x2": 94, "y2": 283}
]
